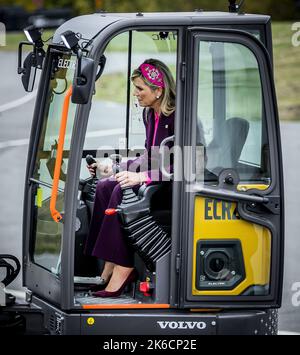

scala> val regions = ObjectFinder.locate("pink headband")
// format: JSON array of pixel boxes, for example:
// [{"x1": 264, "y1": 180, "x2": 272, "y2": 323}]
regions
[{"x1": 139, "y1": 63, "x2": 165, "y2": 88}]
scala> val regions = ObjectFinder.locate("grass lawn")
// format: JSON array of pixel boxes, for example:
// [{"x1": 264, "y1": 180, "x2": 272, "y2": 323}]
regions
[
  {"x1": 0, "y1": 30, "x2": 55, "y2": 51},
  {"x1": 272, "y1": 22, "x2": 300, "y2": 121},
  {"x1": 1, "y1": 22, "x2": 299, "y2": 121}
]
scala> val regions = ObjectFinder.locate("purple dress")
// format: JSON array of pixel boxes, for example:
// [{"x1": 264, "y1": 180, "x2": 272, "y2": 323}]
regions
[{"x1": 84, "y1": 109, "x2": 175, "y2": 267}]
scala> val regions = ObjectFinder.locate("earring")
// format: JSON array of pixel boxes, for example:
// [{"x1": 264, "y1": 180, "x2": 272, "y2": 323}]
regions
[{"x1": 156, "y1": 95, "x2": 160, "y2": 99}]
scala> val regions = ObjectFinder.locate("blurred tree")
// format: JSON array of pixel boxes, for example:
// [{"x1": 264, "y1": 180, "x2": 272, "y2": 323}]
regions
[
  {"x1": 95, "y1": 0, "x2": 227, "y2": 12},
  {"x1": 0, "y1": 0, "x2": 297, "y2": 19},
  {"x1": 0, "y1": 0, "x2": 39, "y2": 11}
]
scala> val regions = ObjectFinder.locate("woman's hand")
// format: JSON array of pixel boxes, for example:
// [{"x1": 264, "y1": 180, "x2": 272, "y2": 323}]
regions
[
  {"x1": 115, "y1": 171, "x2": 148, "y2": 188},
  {"x1": 87, "y1": 161, "x2": 113, "y2": 177}
]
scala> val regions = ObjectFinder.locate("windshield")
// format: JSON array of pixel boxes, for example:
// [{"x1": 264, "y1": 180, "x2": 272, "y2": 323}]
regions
[{"x1": 31, "y1": 50, "x2": 77, "y2": 272}]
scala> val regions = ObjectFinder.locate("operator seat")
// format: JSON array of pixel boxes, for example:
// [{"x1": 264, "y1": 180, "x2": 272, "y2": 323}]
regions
[{"x1": 206, "y1": 117, "x2": 250, "y2": 175}]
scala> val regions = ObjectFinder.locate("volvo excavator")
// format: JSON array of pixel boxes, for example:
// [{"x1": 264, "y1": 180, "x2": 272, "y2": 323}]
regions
[{"x1": 1, "y1": 1, "x2": 284, "y2": 335}]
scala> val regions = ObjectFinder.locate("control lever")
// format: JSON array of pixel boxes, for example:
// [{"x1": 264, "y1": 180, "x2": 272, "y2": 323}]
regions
[
  {"x1": 86, "y1": 154, "x2": 97, "y2": 177},
  {"x1": 104, "y1": 153, "x2": 139, "y2": 217},
  {"x1": 110, "y1": 154, "x2": 122, "y2": 174}
]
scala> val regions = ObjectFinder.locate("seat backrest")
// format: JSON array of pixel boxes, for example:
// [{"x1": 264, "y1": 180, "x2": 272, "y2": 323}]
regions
[
  {"x1": 206, "y1": 117, "x2": 250, "y2": 174},
  {"x1": 225, "y1": 117, "x2": 250, "y2": 166}
]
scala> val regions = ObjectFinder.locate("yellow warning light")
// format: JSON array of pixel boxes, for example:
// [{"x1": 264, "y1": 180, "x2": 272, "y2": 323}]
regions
[{"x1": 87, "y1": 317, "x2": 95, "y2": 325}]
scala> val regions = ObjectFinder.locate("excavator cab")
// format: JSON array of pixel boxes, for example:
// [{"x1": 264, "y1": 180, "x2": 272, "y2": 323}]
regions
[{"x1": 5, "y1": 5, "x2": 284, "y2": 335}]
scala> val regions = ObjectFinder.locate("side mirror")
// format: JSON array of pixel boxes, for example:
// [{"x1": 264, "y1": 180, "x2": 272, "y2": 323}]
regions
[
  {"x1": 71, "y1": 55, "x2": 95, "y2": 104},
  {"x1": 18, "y1": 39, "x2": 44, "y2": 92},
  {"x1": 21, "y1": 52, "x2": 37, "y2": 92}
]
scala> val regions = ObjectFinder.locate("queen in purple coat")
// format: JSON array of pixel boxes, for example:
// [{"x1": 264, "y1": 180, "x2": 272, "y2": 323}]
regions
[{"x1": 85, "y1": 59, "x2": 176, "y2": 297}]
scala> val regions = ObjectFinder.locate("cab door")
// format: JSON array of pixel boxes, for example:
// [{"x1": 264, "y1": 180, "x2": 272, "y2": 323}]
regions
[
  {"x1": 176, "y1": 28, "x2": 284, "y2": 308},
  {"x1": 23, "y1": 46, "x2": 78, "y2": 306}
]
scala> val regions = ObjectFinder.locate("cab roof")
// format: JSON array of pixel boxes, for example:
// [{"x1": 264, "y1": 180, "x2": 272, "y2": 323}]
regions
[{"x1": 52, "y1": 11, "x2": 270, "y2": 44}]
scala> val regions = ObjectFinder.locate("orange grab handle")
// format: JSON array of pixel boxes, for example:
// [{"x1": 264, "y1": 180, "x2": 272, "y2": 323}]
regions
[{"x1": 50, "y1": 86, "x2": 73, "y2": 223}]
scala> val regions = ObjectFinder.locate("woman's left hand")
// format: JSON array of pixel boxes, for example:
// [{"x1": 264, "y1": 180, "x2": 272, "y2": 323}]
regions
[{"x1": 115, "y1": 171, "x2": 147, "y2": 188}]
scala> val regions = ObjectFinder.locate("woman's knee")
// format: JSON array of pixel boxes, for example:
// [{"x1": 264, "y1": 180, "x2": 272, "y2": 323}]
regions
[
  {"x1": 96, "y1": 178, "x2": 117, "y2": 195},
  {"x1": 108, "y1": 183, "x2": 123, "y2": 206},
  {"x1": 97, "y1": 177, "x2": 116, "y2": 188},
  {"x1": 112, "y1": 183, "x2": 122, "y2": 195}
]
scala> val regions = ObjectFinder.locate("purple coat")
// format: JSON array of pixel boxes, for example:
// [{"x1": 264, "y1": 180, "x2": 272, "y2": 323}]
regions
[
  {"x1": 84, "y1": 109, "x2": 175, "y2": 267},
  {"x1": 122, "y1": 108, "x2": 175, "y2": 181}
]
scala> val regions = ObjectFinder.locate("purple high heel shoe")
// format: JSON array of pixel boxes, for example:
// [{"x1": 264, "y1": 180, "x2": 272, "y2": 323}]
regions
[
  {"x1": 92, "y1": 269, "x2": 137, "y2": 298},
  {"x1": 89, "y1": 276, "x2": 111, "y2": 292}
]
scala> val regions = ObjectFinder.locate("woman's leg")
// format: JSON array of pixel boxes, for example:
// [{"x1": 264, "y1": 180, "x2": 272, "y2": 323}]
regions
[
  {"x1": 90, "y1": 184, "x2": 140, "y2": 296},
  {"x1": 95, "y1": 184, "x2": 141, "y2": 292},
  {"x1": 84, "y1": 177, "x2": 118, "y2": 256},
  {"x1": 91, "y1": 183, "x2": 135, "y2": 267},
  {"x1": 100, "y1": 261, "x2": 115, "y2": 281},
  {"x1": 84, "y1": 178, "x2": 120, "y2": 281},
  {"x1": 86, "y1": 179, "x2": 140, "y2": 292},
  {"x1": 104, "y1": 264, "x2": 134, "y2": 292}
]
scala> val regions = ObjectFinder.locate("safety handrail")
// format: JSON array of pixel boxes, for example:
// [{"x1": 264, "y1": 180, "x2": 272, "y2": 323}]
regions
[
  {"x1": 50, "y1": 86, "x2": 73, "y2": 223},
  {"x1": 159, "y1": 135, "x2": 175, "y2": 180},
  {"x1": 192, "y1": 184, "x2": 269, "y2": 204}
]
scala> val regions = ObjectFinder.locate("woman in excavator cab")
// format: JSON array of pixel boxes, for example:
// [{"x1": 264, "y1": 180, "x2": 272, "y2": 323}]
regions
[{"x1": 84, "y1": 58, "x2": 176, "y2": 298}]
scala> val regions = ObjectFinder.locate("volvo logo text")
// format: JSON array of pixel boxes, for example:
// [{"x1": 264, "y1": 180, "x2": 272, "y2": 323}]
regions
[{"x1": 157, "y1": 321, "x2": 207, "y2": 330}]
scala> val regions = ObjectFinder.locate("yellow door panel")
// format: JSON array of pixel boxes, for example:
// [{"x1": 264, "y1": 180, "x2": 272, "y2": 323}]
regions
[{"x1": 192, "y1": 191, "x2": 271, "y2": 296}]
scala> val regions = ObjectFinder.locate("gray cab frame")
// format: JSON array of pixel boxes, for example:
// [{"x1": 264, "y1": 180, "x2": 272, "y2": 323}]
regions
[{"x1": 22, "y1": 12, "x2": 283, "y2": 313}]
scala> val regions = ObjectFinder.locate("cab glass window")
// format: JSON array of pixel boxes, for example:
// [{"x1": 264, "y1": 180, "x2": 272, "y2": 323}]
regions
[
  {"x1": 196, "y1": 40, "x2": 270, "y2": 185},
  {"x1": 81, "y1": 30, "x2": 177, "y2": 179},
  {"x1": 31, "y1": 52, "x2": 77, "y2": 272}
]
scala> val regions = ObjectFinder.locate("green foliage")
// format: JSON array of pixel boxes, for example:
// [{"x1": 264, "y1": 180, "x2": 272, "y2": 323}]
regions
[
  {"x1": 0, "y1": 0, "x2": 297, "y2": 19},
  {"x1": 245, "y1": 0, "x2": 296, "y2": 20},
  {"x1": 86, "y1": 0, "x2": 227, "y2": 13}
]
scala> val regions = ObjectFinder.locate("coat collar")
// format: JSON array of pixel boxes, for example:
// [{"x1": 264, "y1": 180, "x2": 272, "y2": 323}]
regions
[{"x1": 147, "y1": 108, "x2": 174, "y2": 124}]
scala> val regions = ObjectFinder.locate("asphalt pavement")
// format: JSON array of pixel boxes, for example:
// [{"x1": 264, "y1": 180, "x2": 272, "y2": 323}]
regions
[{"x1": 0, "y1": 50, "x2": 299, "y2": 333}]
